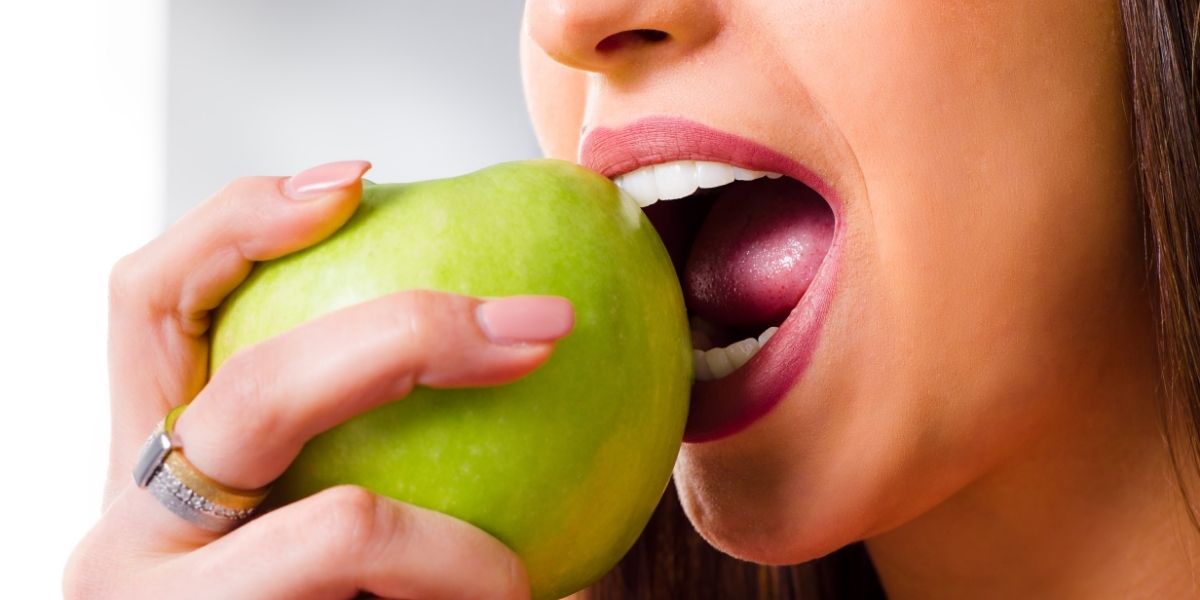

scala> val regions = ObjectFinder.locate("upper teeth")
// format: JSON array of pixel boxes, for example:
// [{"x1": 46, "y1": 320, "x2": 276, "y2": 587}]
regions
[
  {"x1": 615, "y1": 160, "x2": 786, "y2": 381},
  {"x1": 613, "y1": 160, "x2": 783, "y2": 208}
]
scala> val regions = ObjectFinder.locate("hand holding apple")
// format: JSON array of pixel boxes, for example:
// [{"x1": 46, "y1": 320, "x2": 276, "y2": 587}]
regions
[
  {"x1": 209, "y1": 159, "x2": 692, "y2": 599},
  {"x1": 72, "y1": 161, "x2": 570, "y2": 600}
]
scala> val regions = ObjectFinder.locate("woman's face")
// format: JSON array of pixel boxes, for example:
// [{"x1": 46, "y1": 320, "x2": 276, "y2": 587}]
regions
[{"x1": 521, "y1": 0, "x2": 1143, "y2": 562}]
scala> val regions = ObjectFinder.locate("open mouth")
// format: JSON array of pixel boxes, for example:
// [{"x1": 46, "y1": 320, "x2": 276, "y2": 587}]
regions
[
  {"x1": 583, "y1": 117, "x2": 842, "y2": 443},
  {"x1": 615, "y1": 162, "x2": 834, "y2": 382}
]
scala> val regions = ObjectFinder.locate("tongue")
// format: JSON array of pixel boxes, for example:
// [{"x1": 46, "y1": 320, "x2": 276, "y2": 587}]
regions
[{"x1": 684, "y1": 178, "x2": 834, "y2": 331}]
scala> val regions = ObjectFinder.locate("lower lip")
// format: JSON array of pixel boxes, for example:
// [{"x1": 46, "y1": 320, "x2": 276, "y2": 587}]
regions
[{"x1": 682, "y1": 215, "x2": 842, "y2": 443}]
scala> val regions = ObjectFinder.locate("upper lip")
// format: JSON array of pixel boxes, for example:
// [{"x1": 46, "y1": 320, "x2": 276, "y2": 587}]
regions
[{"x1": 578, "y1": 115, "x2": 837, "y2": 207}]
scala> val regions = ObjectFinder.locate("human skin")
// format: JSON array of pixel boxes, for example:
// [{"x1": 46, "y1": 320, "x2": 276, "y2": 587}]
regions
[{"x1": 522, "y1": 0, "x2": 1200, "y2": 597}]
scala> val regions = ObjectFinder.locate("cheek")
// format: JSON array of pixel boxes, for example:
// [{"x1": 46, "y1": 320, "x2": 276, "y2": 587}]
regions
[
  {"x1": 520, "y1": 28, "x2": 588, "y2": 161},
  {"x1": 833, "y1": 1, "x2": 1140, "y2": 434},
  {"x1": 680, "y1": 0, "x2": 1142, "y2": 562}
]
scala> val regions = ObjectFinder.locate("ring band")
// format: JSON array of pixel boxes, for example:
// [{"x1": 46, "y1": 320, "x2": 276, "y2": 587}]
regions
[{"x1": 132, "y1": 404, "x2": 270, "y2": 532}]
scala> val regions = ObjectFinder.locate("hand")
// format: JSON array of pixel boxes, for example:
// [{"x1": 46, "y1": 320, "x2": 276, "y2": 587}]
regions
[{"x1": 64, "y1": 161, "x2": 572, "y2": 599}]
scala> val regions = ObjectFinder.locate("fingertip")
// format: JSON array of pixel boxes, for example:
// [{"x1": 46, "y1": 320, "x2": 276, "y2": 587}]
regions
[
  {"x1": 282, "y1": 160, "x2": 372, "y2": 202},
  {"x1": 241, "y1": 162, "x2": 370, "y2": 260},
  {"x1": 476, "y1": 295, "x2": 575, "y2": 345}
]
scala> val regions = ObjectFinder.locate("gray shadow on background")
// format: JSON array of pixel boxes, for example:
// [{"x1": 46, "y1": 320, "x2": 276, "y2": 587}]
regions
[{"x1": 168, "y1": 0, "x2": 540, "y2": 223}]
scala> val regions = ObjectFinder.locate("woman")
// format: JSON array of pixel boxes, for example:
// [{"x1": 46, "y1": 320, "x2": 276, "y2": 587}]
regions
[{"x1": 66, "y1": 0, "x2": 1200, "y2": 598}]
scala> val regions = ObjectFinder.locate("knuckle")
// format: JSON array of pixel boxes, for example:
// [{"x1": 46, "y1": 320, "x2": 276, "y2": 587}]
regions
[
  {"x1": 389, "y1": 290, "x2": 436, "y2": 346},
  {"x1": 61, "y1": 548, "x2": 89, "y2": 599},
  {"x1": 107, "y1": 249, "x2": 150, "y2": 309},
  {"x1": 310, "y1": 486, "x2": 391, "y2": 560},
  {"x1": 380, "y1": 290, "x2": 474, "y2": 383},
  {"x1": 63, "y1": 535, "x2": 116, "y2": 600},
  {"x1": 214, "y1": 176, "x2": 274, "y2": 238},
  {"x1": 388, "y1": 290, "x2": 454, "y2": 347}
]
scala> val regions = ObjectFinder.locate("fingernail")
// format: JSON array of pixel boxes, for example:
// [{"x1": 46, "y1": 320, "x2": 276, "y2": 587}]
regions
[
  {"x1": 476, "y1": 296, "x2": 574, "y2": 345},
  {"x1": 283, "y1": 160, "x2": 372, "y2": 200}
]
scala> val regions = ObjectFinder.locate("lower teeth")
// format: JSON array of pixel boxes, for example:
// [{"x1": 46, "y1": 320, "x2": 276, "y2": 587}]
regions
[{"x1": 692, "y1": 326, "x2": 780, "y2": 381}]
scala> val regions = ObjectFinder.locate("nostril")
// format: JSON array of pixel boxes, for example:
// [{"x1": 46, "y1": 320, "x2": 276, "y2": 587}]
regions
[{"x1": 595, "y1": 29, "x2": 670, "y2": 54}]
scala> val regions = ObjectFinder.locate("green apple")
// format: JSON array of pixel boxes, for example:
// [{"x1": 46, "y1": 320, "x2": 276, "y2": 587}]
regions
[{"x1": 209, "y1": 159, "x2": 691, "y2": 599}]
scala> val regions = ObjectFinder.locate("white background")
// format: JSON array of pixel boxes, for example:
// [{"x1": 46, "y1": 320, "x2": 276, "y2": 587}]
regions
[
  {"x1": 1, "y1": 2, "x2": 163, "y2": 596},
  {"x1": 0, "y1": 2, "x2": 534, "y2": 596}
]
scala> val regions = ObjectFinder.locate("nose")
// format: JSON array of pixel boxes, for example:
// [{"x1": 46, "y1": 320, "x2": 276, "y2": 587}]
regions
[{"x1": 524, "y1": 0, "x2": 719, "y2": 73}]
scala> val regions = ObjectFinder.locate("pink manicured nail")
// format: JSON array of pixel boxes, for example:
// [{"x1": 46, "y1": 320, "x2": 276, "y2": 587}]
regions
[
  {"x1": 283, "y1": 160, "x2": 371, "y2": 200},
  {"x1": 476, "y1": 296, "x2": 575, "y2": 345}
]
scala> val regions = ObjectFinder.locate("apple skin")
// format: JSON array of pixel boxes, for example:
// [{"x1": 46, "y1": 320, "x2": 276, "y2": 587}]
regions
[{"x1": 208, "y1": 159, "x2": 691, "y2": 599}]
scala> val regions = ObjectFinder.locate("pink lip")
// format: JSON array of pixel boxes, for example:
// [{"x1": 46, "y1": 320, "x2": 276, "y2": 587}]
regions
[{"x1": 580, "y1": 116, "x2": 844, "y2": 443}]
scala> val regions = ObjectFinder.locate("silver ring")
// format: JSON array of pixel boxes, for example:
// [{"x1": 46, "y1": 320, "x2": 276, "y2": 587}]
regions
[{"x1": 132, "y1": 405, "x2": 269, "y2": 533}]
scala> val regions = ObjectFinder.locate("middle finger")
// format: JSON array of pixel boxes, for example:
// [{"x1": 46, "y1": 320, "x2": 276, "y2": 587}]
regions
[{"x1": 173, "y1": 291, "x2": 572, "y2": 492}]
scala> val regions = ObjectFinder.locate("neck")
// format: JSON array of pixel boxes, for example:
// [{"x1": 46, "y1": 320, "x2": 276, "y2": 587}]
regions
[{"x1": 866, "y1": 353, "x2": 1200, "y2": 598}]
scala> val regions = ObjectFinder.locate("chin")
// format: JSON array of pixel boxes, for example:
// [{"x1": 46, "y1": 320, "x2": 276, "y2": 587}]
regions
[
  {"x1": 671, "y1": 406, "x2": 874, "y2": 566},
  {"x1": 674, "y1": 462, "x2": 855, "y2": 565}
]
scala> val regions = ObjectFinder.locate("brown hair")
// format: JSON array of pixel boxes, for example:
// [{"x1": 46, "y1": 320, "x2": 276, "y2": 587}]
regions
[
  {"x1": 1124, "y1": 0, "x2": 1200, "y2": 529},
  {"x1": 590, "y1": 0, "x2": 1200, "y2": 596}
]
